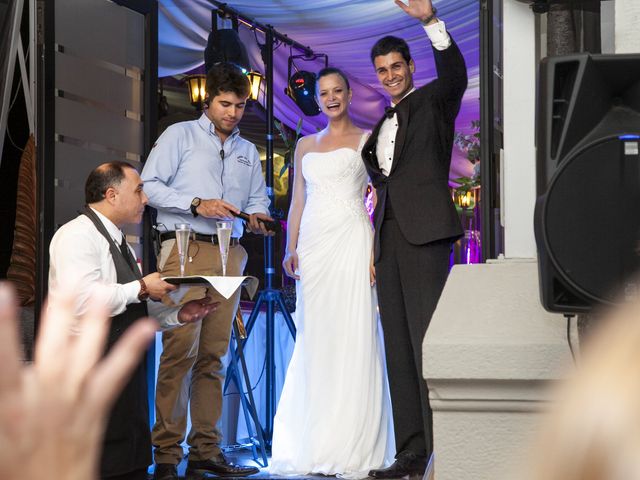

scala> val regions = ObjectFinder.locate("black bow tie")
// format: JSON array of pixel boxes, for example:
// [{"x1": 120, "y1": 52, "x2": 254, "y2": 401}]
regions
[{"x1": 384, "y1": 106, "x2": 396, "y2": 119}]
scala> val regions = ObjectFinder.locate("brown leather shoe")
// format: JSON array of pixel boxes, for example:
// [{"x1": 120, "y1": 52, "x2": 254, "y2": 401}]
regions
[
  {"x1": 153, "y1": 463, "x2": 178, "y2": 480},
  {"x1": 368, "y1": 451, "x2": 428, "y2": 479},
  {"x1": 186, "y1": 453, "x2": 259, "y2": 479}
]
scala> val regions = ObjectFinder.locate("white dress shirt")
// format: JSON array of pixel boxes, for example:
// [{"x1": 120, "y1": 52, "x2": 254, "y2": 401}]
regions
[
  {"x1": 376, "y1": 20, "x2": 452, "y2": 176},
  {"x1": 48, "y1": 207, "x2": 181, "y2": 328}
]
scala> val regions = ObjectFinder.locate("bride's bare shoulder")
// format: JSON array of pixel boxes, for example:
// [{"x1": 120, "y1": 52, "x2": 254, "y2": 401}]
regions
[{"x1": 295, "y1": 134, "x2": 317, "y2": 159}]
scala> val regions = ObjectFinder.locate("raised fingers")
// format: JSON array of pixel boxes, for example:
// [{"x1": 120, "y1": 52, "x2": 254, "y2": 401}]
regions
[
  {"x1": 0, "y1": 283, "x2": 21, "y2": 391},
  {"x1": 66, "y1": 291, "x2": 111, "y2": 389},
  {"x1": 34, "y1": 282, "x2": 80, "y2": 373},
  {"x1": 87, "y1": 318, "x2": 156, "y2": 411}
]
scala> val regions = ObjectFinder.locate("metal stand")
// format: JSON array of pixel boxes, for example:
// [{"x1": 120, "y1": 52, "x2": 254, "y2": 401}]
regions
[
  {"x1": 238, "y1": 288, "x2": 296, "y2": 446},
  {"x1": 223, "y1": 292, "x2": 295, "y2": 460},
  {"x1": 224, "y1": 316, "x2": 269, "y2": 466},
  {"x1": 222, "y1": 25, "x2": 298, "y2": 448},
  {"x1": 210, "y1": 0, "x2": 315, "y2": 448},
  {"x1": 250, "y1": 24, "x2": 297, "y2": 446}
]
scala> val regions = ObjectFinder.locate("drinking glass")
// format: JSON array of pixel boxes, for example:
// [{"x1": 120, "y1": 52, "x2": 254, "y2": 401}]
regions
[
  {"x1": 174, "y1": 223, "x2": 191, "y2": 277},
  {"x1": 216, "y1": 220, "x2": 233, "y2": 276}
]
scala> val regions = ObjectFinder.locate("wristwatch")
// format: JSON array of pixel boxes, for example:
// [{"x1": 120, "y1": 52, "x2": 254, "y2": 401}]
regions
[
  {"x1": 138, "y1": 278, "x2": 149, "y2": 301},
  {"x1": 190, "y1": 197, "x2": 201, "y2": 217},
  {"x1": 420, "y1": 7, "x2": 438, "y2": 25}
]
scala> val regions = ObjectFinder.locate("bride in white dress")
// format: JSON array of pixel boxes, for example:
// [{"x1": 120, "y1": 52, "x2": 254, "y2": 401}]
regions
[{"x1": 270, "y1": 68, "x2": 394, "y2": 479}]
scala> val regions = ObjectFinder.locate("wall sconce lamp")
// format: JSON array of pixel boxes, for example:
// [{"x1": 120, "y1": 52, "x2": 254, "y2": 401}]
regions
[
  {"x1": 186, "y1": 74, "x2": 207, "y2": 110},
  {"x1": 454, "y1": 189, "x2": 476, "y2": 209},
  {"x1": 247, "y1": 70, "x2": 263, "y2": 102}
]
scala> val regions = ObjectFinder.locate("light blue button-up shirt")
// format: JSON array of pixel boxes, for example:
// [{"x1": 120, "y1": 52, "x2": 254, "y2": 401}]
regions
[{"x1": 141, "y1": 113, "x2": 270, "y2": 238}]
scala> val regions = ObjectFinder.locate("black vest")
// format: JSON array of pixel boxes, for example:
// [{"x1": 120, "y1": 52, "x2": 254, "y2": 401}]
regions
[{"x1": 81, "y1": 207, "x2": 151, "y2": 477}]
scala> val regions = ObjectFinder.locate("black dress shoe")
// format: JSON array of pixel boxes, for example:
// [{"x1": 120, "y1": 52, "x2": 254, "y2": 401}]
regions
[
  {"x1": 368, "y1": 451, "x2": 428, "y2": 479},
  {"x1": 186, "y1": 453, "x2": 259, "y2": 479},
  {"x1": 153, "y1": 463, "x2": 178, "y2": 480}
]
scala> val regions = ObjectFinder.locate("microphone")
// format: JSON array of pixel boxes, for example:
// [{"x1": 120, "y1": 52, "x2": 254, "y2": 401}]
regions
[{"x1": 234, "y1": 211, "x2": 281, "y2": 232}]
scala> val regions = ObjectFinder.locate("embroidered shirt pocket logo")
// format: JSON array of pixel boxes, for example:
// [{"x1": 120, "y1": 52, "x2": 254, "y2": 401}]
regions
[{"x1": 236, "y1": 155, "x2": 252, "y2": 167}]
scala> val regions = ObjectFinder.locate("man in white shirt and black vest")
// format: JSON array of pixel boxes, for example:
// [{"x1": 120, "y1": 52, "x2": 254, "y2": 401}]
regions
[{"x1": 49, "y1": 161, "x2": 218, "y2": 480}]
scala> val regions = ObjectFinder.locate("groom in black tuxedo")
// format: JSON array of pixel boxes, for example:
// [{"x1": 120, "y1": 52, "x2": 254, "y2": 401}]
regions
[{"x1": 362, "y1": 0, "x2": 467, "y2": 477}]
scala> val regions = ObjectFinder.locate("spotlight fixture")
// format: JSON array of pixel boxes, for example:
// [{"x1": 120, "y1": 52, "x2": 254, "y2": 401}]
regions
[
  {"x1": 286, "y1": 53, "x2": 328, "y2": 117},
  {"x1": 287, "y1": 71, "x2": 320, "y2": 116},
  {"x1": 186, "y1": 74, "x2": 207, "y2": 110},
  {"x1": 204, "y1": 28, "x2": 252, "y2": 73}
]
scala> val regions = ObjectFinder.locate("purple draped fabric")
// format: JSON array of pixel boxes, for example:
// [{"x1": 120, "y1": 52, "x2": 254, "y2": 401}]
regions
[{"x1": 157, "y1": 0, "x2": 480, "y2": 180}]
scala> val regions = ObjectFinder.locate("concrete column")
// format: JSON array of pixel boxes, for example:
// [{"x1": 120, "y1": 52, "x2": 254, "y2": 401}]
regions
[
  {"x1": 424, "y1": 2, "x2": 569, "y2": 479},
  {"x1": 425, "y1": 261, "x2": 568, "y2": 480},
  {"x1": 615, "y1": 0, "x2": 640, "y2": 53}
]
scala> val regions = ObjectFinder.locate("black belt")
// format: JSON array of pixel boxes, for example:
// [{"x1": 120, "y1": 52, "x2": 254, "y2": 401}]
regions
[{"x1": 159, "y1": 231, "x2": 239, "y2": 246}]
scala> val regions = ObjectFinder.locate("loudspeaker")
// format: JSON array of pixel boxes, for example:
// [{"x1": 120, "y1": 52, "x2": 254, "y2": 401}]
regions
[{"x1": 535, "y1": 53, "x2": 640, "y2": 313}]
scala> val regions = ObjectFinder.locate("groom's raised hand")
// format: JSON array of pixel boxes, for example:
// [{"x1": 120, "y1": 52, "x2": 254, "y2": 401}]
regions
[{"x1": 394, "y1": 0, "x2": 437, "y2": 24}]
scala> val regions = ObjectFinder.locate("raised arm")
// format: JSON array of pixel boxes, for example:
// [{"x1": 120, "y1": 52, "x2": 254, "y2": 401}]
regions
[
  {"x1": 396, "y1": 0, "x2": 467, "y2": 119},
  {"x1": 431, "y1": 35, "x2": 467, "y2": 118}
]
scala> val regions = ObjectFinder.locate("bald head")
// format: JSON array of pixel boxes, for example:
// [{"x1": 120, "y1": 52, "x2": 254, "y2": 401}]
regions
[
  {"x1": 85, "y1": 161, "x2": 137, "y2": 204},
  {"x1": 85, "y1": 161, "x2": 147, "y2": 227}
]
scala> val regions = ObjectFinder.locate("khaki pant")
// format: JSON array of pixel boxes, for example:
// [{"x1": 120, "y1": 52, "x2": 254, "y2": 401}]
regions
[{"x1": 152, "y1": 239, "x2": 247, "y2": 464}]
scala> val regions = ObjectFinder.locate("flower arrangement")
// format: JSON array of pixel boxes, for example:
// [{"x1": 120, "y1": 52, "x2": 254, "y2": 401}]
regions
[{"x1": 452, "y1": 120, "x2": 481, "y2": 209}]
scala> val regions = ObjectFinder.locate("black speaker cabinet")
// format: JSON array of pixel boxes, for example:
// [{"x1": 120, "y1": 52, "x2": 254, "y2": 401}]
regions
[{"x1": 535, "y1": 53, "x2": 640, "y2": 313}]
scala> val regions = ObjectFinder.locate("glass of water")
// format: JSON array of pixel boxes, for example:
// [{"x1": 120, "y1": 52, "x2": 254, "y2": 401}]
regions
[{"x1": 216, "y1": 220, "x2": 233, "y2": 276}]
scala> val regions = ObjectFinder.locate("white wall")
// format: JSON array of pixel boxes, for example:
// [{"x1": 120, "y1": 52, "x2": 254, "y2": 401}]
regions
[{"x1": 502, "y1": 0, "x2": 538, "y2": 259}]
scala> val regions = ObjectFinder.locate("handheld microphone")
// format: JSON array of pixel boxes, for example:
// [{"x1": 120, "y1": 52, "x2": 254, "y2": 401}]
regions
[{"x1": 234, "y1": 211, "x2": 281, "y2": 232}]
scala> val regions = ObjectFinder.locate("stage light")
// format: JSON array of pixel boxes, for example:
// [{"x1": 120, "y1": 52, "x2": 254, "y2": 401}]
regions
[
  {"x1": 286, "y1": 70, "x2": 320, "y2": 116},
  {"x1": 204, "y1": 28, "x2": 251, "y2": 73},
  {"x1": 186, "y1": 74, "x2": 207, "y2": 110},
  {"x1": 247, "y1": 70, "x2": 263, "y2": 102},
  {"x1": 285, "y1": 53, "x2": 328, "y2": 117}
]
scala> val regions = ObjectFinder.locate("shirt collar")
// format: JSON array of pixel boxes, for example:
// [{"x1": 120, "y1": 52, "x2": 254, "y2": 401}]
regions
[
  {"x1": 90, "y1": 207, "x2": 124, "y2": 244},
  {"x1": 197, "y1": 112, "x2": 240, "y2": 140},
  {"x1": 391, "y1": 87, "x2": 417, "y2": 108}
]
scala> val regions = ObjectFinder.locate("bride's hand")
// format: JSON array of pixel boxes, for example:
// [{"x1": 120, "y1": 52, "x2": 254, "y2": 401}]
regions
[
  {"x1": 283, "y1": 250, "x2": 300, "y2": 280},
  {"x1": 369, "y1": 251, "x2": 376, "y2": 287}
]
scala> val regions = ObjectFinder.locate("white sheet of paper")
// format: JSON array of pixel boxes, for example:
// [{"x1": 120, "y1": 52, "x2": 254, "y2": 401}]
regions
[{"x1": 163, "y1": 275, "x2": 259, "y2": 303}]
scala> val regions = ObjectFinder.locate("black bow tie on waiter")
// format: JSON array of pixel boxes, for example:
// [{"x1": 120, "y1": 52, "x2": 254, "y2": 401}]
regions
[{"x1": 384, "y1": 106, "x2": 396, "y2": 119}]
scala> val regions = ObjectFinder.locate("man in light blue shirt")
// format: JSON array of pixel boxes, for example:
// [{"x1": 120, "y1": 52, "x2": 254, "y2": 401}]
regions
[{"x1": 141, "y1": 63, "x2": 272, "y2": 480}]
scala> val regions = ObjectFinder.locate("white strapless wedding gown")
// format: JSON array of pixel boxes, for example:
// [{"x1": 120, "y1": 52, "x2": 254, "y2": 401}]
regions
[{"x1": 270, "y1": 134, "x2": 394, "y2": 479}]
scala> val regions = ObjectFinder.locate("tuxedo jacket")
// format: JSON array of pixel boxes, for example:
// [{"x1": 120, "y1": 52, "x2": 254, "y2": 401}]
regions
[{"x1": 362, "y1": 38, "x2": 468, "y2": 260}]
